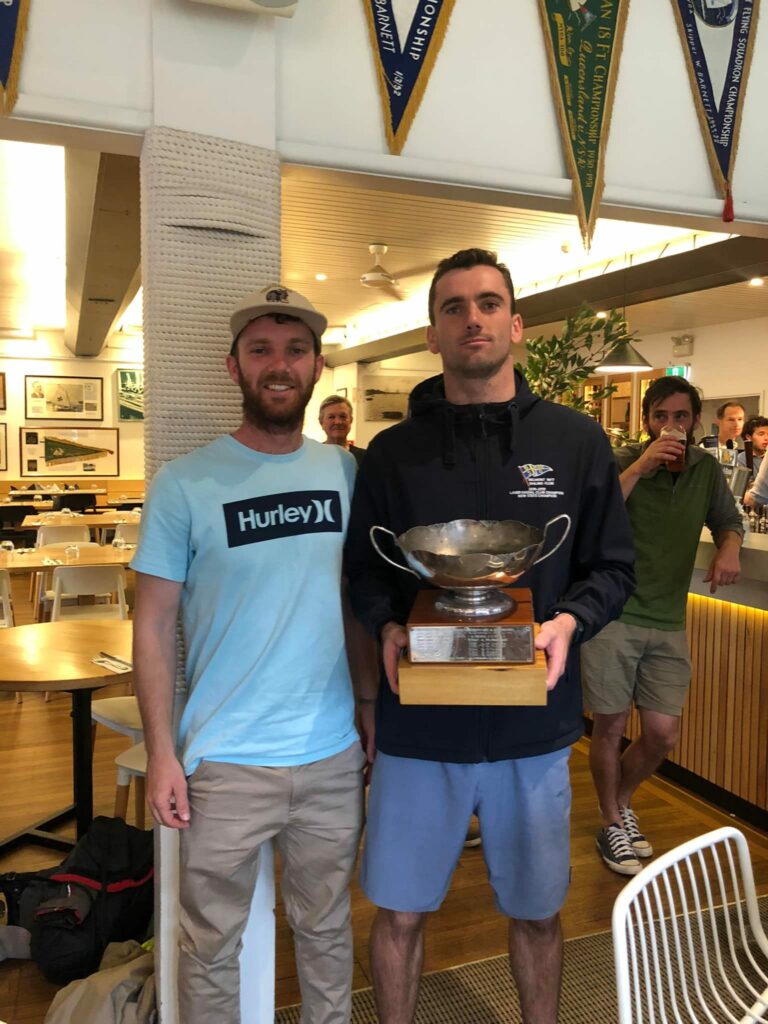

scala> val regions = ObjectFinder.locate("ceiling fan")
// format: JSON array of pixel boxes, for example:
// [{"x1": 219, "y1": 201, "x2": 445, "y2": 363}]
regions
[{"x1": 360, "y1": 243, "x2": 406, "y2": 301}]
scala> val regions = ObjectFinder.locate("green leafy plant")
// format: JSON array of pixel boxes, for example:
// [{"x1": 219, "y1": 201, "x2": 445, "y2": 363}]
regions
[{"x1": 517, "y1": 303, "x2": 642, "y2": 416}]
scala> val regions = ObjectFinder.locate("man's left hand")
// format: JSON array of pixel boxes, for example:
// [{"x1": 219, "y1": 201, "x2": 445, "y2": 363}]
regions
[
  {"x1": 535, "y1": 613, "x2": 578, "y2": 690},
  {"x1": 703, "y1": 546, "x2": 741, "y2": 593}
]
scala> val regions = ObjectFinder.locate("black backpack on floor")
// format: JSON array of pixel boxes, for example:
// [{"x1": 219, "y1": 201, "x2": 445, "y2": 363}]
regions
[{"x1": 20, "y1": 816, "x2": 154, "y2": 985}]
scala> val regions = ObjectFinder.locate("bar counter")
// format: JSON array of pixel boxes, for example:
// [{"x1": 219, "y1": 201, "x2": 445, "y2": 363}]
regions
[{"x1": 621, "y1": 530, "x2": 768, "y2": 825}]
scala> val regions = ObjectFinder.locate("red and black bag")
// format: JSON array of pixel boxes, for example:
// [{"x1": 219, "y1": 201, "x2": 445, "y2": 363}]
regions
[{"x1": 20, "y1": 816, "x2": 154, "y2": 985}]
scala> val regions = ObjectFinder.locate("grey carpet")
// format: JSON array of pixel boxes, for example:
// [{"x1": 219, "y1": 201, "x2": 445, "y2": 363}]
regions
[{"x1": 275, "y1": 897, "x2": 768, "y2": 1024}]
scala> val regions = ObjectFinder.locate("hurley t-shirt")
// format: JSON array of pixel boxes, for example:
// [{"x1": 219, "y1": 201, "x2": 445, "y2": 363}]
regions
[{"x1": 131, "y1": 435, "x2": 358, "y2": 774}]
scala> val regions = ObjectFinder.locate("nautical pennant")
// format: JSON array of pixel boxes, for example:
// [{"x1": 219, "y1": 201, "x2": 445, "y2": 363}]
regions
[
  {"x1": 670, "y1": 0, "x2": 760, "y2": 221},
  {"x1": 44, "y1": 436, "x2": 115, "y2": 466},
  {"x1": 362, "y1": 0, "x2": 456, "y2": 155},
  {"x1": 0, "y1": 0, "x2": 30, "y2": 116},
  {"x1": 537, "y1": 0, "x2": 630, "y2": 249}
]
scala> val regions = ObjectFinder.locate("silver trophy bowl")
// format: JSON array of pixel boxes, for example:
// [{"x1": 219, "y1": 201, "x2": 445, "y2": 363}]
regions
[{"x1": 370, "y1": 514, "x2": 571, "y2": 618}]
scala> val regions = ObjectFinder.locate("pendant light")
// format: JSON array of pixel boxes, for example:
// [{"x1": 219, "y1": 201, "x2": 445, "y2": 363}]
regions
[{"x1": 593, "y1": 253, "x2": 651, "y2": 374}]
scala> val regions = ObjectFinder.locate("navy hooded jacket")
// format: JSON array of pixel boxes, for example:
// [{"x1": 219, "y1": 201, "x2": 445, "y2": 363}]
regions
[{"x1": 344, "y1": 370, "x2": 635, "y2": 762}]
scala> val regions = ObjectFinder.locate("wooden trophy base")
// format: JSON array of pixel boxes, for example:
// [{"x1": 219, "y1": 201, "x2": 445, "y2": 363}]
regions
[{"x1": 399, "y1": 588, "x2": 548, "y2": 706}]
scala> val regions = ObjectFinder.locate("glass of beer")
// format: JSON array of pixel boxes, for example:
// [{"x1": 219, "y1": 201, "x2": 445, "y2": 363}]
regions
[{"x1": 660, "y1": 425, "x2": 687, "y2": 472}]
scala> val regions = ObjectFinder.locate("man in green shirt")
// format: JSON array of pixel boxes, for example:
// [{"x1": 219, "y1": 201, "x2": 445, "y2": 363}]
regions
[{"x1": 582, "y1": 377, "x2": 743, "y2": 875}]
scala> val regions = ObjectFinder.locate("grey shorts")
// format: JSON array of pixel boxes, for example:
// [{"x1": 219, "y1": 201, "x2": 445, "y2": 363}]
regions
[
  {"x1": 360, "y1": 748, "x2": 572, "y2": 921},
  {"x1": 581, "y1": 620, "x2": 692, "y2": 717}
]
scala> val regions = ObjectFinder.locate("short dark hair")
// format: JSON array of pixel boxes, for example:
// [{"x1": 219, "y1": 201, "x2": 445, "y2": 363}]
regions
[
  {"x1": 716, "y1": 401, "x2": 745, "y2": 419},
  {"x1": 743, "y1": 415, "x2": 768, "y2": 438},
  {"x1": 318, "y1": 394, "x2": 353, "y2": 418},
  {"x1": 230, "y1": 313, "x2": 320, "y2": 357},
  {"x1": 642, "y1": 377, "x2": 702, "y2": 421},
  {"x1": 428, "y1": 248, "x2": 516, "y2": 325}
]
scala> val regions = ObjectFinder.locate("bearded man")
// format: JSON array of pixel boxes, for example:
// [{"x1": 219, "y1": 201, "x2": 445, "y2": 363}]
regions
[
  {"x1": 582, "y1": 375, "x2": 742, "y2": 876},
  {"x1": 131, "y1": 285, "x2": 375, "y2": 1024}
]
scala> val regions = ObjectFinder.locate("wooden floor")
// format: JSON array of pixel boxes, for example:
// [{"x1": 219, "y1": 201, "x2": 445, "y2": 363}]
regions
[{"x1": 2, "y1": 571, "x2": 768, "y2": 1022}]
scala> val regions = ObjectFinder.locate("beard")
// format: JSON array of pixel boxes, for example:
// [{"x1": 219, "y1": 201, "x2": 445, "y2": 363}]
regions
[
  {"x1": 444, "y1": 347, "x2": 511, "y2": 382},
  {"x1": 239, "y1": 371, "x2": 315, "y2": 433}
]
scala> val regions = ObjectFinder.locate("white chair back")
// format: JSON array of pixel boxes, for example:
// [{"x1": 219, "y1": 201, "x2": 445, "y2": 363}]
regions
[
  {"x1": 51, "y1": 565, "x2": 128, "y2": 621},
  {"x1": 0, "y1": 569, "x2": 14, "y2": 628},
  {"x1": 612, "y1": 826, "x2": 768, "y2": 1023},
  {"x1": 114, "y1": 523, "x2": 140, "y2": 545},
  {"x1": 37, "y1": 524, "x2": 91, "y2": 547}
]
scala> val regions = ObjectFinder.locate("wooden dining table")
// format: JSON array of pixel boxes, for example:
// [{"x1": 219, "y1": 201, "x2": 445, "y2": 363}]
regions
[
  {"x1": 21, "y1": 510, "x2": 142, "y2": 529},
  {"x1": 0, "y1": 619, "x2": 133, "y2": 852},
  {"x1": 0, "y1": 543, "x2": 135, "y2": 574}
]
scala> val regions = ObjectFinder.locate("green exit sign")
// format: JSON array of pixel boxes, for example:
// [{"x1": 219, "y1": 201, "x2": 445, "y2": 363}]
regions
[{"x1": 665, "y1": 365, "x2": 689, "y2": 378}]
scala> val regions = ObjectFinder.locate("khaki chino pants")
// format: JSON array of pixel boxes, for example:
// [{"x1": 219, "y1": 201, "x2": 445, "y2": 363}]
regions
[{"x1": 178, "y1": 743, "x2": 366, "y2": 1024}]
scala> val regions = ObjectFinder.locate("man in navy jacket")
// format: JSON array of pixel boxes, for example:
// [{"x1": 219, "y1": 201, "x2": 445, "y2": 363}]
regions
[{"x1": 345, "y1": 248, "x2": 635, "y2": 1024}]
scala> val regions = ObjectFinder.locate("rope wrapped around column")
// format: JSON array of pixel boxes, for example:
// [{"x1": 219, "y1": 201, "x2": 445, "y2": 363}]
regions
[
  {"x1": 140, "y1": 127, "x2": 280, "y2": 694},
  {"x1": 141, "y1": 125, "x2": 280, "y2": 481}
]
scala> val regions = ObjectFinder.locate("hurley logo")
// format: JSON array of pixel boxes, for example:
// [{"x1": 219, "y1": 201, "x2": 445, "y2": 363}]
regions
[{"x1": 223, "y1": 490, "x2": 342, "y2": 547}]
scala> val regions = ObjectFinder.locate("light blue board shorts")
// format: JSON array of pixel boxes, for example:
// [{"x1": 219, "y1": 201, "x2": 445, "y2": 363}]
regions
[{"x1": 361, "y1": 748, "x2": 572, "y2": 921}]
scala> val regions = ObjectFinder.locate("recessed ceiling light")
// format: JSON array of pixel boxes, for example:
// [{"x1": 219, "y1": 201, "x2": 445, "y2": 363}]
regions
[
  {"x1": 748, "y1": 277, "x2": 764, "y2": 287},
  {"x1": 315, "y1": 273, "x2": 328, "y2": 282},
  {"x1": 596, "y1": 311, "x2": 607, "y2": 319}
]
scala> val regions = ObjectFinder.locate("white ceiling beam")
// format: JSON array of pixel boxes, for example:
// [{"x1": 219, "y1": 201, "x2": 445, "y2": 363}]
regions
[{"x1": 65, "y1": 150, "x2": 140, "y2": 357}]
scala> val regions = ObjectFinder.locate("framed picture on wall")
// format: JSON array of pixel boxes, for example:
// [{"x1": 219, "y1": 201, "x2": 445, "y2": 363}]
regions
[
  {"x1": 0, "y1": 372, "x2": 6, "y2": 411},
  {"x1": 0, "y1": 424, "x2": 6, "y2": 471},
  {"x1": 116, "y1": 368, "x2": 144, "y2": 421},
  {"x1": 19, "y1": 427, "x2": 119, "y2": 477},
  {"x1": 24, "y1": 375, "x2": 104, "y2": 421},
  {"x1": 360, "y1": 374, "x2": 419, "y2": 422}
]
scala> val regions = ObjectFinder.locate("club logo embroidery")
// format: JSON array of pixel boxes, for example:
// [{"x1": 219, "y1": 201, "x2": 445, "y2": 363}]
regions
[
  {"x1": 509, "y1": 465, "x2": 564, "y2": 501},
  {"x1": 519, "y1": 464, "x2": 554, "y2": 484},
  {"x1": 265, "y1": 286, "x2": 290, "y2": 303}
]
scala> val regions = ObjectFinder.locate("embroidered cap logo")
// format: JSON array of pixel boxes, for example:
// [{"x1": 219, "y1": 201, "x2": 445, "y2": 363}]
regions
[{"x1": 266, "y1": 287, "x2": 290, "y2": 303}]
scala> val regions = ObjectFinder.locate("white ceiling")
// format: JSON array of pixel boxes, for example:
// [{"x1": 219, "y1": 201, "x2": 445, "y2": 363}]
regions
[
  {"x1": 281, "y1": 170, "x2": 733, "y2": 347},
  {"x1": 0, "y1": 140, "x2": 765, "y2": 351}
]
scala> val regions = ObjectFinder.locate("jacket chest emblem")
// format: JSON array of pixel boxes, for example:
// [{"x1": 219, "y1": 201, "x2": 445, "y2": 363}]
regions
[{"x1": 509, "y1": 464, "x2": 564, "y2": 500}]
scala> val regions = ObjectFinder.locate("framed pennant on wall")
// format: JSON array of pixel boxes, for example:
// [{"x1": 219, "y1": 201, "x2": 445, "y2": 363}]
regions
[{"x1": 20, "y1": 427, "x2": 120, "y2": 478}]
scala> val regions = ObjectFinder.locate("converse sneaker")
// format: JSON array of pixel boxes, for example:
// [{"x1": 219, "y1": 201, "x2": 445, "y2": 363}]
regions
[
  {"x1": 596, "y1": 824, "x2": 642, "y2": 875},
  {"x1": 619, "y1": 806, "x2": 653, "y2": 858}
]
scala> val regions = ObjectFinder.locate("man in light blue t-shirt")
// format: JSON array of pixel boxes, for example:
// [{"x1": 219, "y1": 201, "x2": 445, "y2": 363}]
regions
[{"x1": 131, "y1": 285, "x2": 376, "y2": 1024}]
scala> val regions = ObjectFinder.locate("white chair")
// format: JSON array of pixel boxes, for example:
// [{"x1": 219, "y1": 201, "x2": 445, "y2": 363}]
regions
[
  {"x1": 36, "y1": 523, "x2": 93, "y2": 547},
  {"x1": 113, "y1": 522, "x2": 140, "y2": 545},
  {"x1": 613, "y1": 826, "x2": 768, "y2": 1023},
  {"x1": 0, "y1": 569, "x2": 14, "y2": 629},
  {"x1": 114, "y1": 740, "x2": 148, "y2": 829},
  {"x1": 0, "y1": 569, "x2": 22, "y2": 704},
  {"x1": 93, "y1": 696, "x2": 144, "y2": 819},
  {"x1": 32, "y1": 524, "x2": 94, "y2": 619},
  {"x1": 50, "y1": 564, "x2": 128, "y2": 621}
]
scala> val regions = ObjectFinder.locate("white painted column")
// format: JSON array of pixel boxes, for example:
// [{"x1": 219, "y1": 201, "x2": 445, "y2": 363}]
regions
[{"x1": 142, "y1": 8, "x2": 282, "y2": 1021}]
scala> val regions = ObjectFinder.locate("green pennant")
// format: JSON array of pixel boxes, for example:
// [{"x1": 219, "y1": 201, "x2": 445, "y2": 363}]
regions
[
  {"x1": 538, "y1": 0, "x2": 630, "y2": 248},
  {"x1": 44, "y1": 436, "x2": 114, "y2": 466}
]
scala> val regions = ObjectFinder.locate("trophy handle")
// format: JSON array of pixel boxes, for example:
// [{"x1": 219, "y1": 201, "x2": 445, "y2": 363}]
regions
[
  {"x1": 369, "y1": 525, "x2": 420, "y2": 578},
  {"x1": 533, "y1": 513, "x2": 571, "y2": 567}
]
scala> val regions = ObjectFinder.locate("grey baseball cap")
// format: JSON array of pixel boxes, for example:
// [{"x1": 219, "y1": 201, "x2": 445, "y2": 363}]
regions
[{"x1": 229, "y1": 284, "x2": 327, "y2": 342}]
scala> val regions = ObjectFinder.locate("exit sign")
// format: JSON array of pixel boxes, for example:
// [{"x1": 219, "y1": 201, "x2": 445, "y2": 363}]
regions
[{"x1": 665, "y1": 365, "x2": 690, "y2": 379}]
